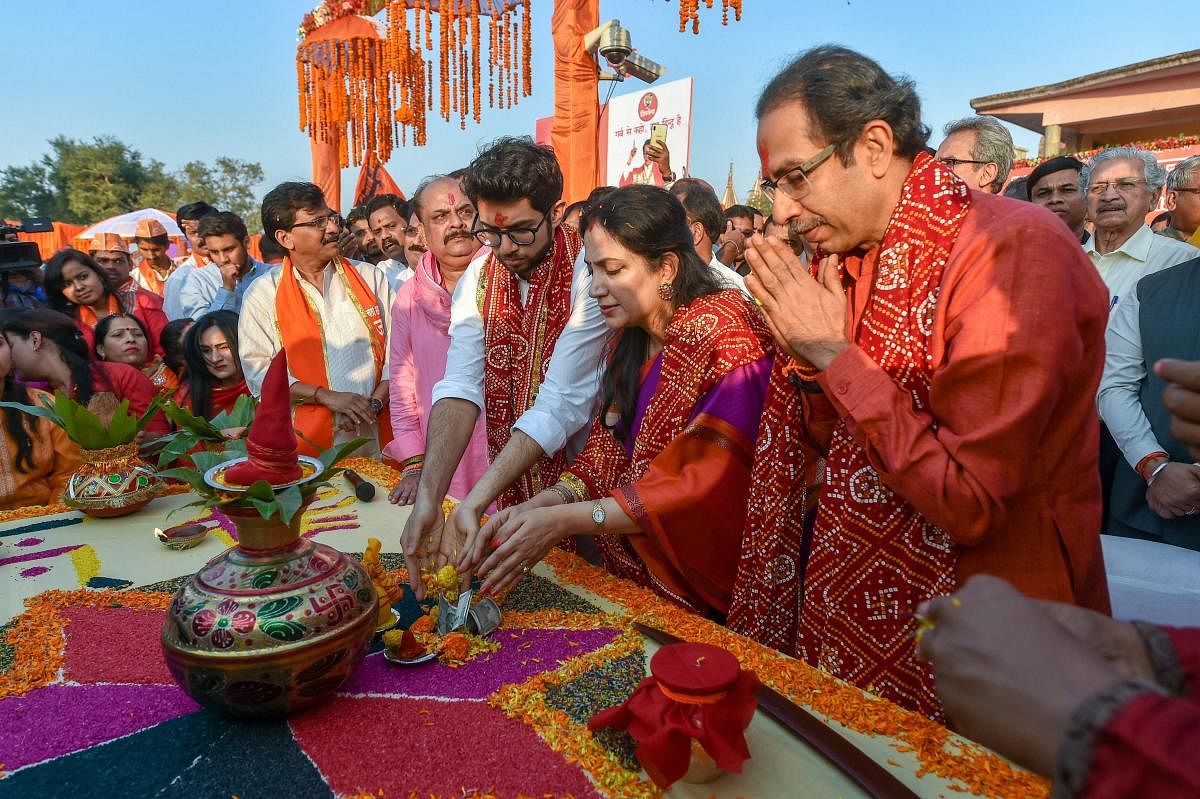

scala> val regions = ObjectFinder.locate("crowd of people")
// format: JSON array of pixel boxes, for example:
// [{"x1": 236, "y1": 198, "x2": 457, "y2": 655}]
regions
[{"x1": 4, "y1": 43, "x2": 1200, "y2": 796}]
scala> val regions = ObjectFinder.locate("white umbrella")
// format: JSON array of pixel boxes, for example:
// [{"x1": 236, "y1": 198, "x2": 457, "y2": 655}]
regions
[{"x1": 77, "y1": 208, "x2": 184, "y2": 242}]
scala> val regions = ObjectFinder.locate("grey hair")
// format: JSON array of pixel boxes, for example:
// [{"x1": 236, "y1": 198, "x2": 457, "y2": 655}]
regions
[
  {"x1": 1081, "y1": 147, "x2": 1167, "y2": 194},
  {"x1": 942, "y1": 115, "x2": 1014, "y2": 192},
  {"x1": 1167, "y1": 155, "x2": 1200, "y2": 191}
]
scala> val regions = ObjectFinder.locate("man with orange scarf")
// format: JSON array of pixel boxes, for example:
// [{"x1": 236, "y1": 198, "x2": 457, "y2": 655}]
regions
[
  {"x1": 238, "y1": 182, "x2": 394, "y2": 457},
  {"x1": 400, "y1": 137, "x2": 609, "y2": 595},
  {"x1": 731, "y1": 46, "x2": 1112, "y2": 721}
]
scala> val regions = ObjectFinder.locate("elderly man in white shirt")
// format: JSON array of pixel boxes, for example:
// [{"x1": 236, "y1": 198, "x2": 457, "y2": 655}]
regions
[
  {"x1": 400, "y1": 138, "x2": 609, "y2": 594},
  {"x1": 1082, "y1": 147, "x2": 1199, "y2": 308},
  {"x1": 239, "y1": 182, "x2": 395, "y2": 458},
  {"x1": 178, "y1": 211, "x2": 273, "y2": 318}
]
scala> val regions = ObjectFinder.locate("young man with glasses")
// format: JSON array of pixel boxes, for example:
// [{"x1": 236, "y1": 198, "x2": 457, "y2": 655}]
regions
[
  {"x1": 400, "y1": 137, "x2": 608, "y2": 594},
  {"x1": 239, "y1": 181, "x2": 395, "y2": 458},
  {"x1": 1082, "y1": 147, "x2": 1198, "y2": 308},
  {"x1": 736, "y1": 45, "x2": 1111, "y2": 720}
]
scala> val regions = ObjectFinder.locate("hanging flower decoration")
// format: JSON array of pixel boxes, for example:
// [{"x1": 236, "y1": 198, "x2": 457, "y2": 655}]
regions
[
  {"x1": 677, "y1": 0, "x2": 744, "y2": 34},
  {"x1": 296, "y1": 0, "x2": 531, "y2": 165}
]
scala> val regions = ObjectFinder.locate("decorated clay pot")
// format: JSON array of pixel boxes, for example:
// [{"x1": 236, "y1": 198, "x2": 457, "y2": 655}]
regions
[
  {"x1": 63, "y1": 442, "x2": 159, "y2": 517},
  {"x1": 161, "y1": 502, "x2": 377, "y2": 718}
]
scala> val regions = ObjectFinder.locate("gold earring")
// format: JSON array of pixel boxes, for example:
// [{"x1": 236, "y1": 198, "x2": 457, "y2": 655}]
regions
[{"x1": 657, "y1": 282, "x2": 674, "y2": 302}]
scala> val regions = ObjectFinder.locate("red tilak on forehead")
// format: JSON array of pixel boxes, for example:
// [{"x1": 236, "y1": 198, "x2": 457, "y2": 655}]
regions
[
  {"x1": 494, "y1": 212, "x2": 508, "y2": 225},
  {"x1": 447, "y1": 192, "x2": 457, "y2": 205},
  {"x1": 758, "y1": 144, "x2": 771, "y2": 178}
]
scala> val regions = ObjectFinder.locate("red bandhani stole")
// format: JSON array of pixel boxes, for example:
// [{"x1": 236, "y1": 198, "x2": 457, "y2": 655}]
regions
[
  {"x1": 478, "y1": 225, "x2": 582, "y2": 509},
  {"x1": 276, "y1": 257, "x2": 387, "y2": 455},
  {"x1": 730, "y1": 153, "x2": 971, "y2": 719},
  {"x1": 565, "y1": 292, "x2": 773, "y2": 608}
]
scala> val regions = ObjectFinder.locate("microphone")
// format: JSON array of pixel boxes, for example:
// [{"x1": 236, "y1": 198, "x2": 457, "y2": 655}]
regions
[{"x1": 344, "y1": 469, "x2": 375, "y2": 502}]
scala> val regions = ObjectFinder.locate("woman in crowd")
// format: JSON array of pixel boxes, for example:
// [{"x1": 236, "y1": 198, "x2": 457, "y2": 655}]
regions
[
  {"x1": 44, "y1": 249, "x2": 168, "y2": 357},
  {"x1": 0, "y1": 312, "x2": 80, "y2": 508},
  {"x1": 93, "y1": 313, "x2": 179, "y2": 396},
  {"x1": 460, "y1": 184, "x2": 776, "y2": 615},
  {"x1": 160, "y1": 318, "x2": 193, "y2": 381},
  {"x1": 175, "y1": 310, "x2": 249, "y2": 419},
  {"x1": 0, "y1": 309, "x2": 168, "y2": 436}
]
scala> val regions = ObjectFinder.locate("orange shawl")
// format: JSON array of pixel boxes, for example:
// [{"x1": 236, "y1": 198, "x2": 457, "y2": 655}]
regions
[
  {"x1": 275, "y1": 256, "x2": 387, "y2": 455},
  {"x1": 137, "y1": 262, "x2": 170, "y2": 296},
  {"x1": 78, "y1": 295, "x2": 121, "y2": 330}
]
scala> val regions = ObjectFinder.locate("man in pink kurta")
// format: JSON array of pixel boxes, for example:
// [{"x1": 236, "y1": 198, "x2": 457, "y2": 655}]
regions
[{"x1": 386, "y1": 176, "x2": 490, "y2": 506}]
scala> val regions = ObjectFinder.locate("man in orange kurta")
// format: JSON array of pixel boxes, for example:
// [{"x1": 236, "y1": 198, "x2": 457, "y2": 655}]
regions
[{"x1": 731, "y1": 45, "x2": 1110, "y2": 720}]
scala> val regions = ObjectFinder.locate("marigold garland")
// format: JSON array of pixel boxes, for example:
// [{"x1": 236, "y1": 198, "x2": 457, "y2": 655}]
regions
[{"x1": 1014, "y1": 133, "x2": 1200, "y2": 169}]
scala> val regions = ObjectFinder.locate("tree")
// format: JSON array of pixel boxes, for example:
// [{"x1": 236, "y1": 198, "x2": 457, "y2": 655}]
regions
[
  {"x1": 177, "y1": 158, "x2": 266, "y2": 231},
  {"x1": 0, "y1": 136, "x2": 264, "y2": 232}
]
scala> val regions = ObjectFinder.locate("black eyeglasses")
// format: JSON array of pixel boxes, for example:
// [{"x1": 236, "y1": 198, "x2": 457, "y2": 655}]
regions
[
  {"x1": 761, "y1": 143, "x2": 838, "y2": 201},
  {"x1": 1173, "y1": 187, "x2": 1200, "y2": 195},
  {"x1": 473, "y1": 212, "x2": 547, "y2": 247},
  {"x1": 938, "y1": 157, "x2": 991, "y2": 170},
  {"x1": 290, "y1": 212, "x2": 342, "y2": 231}
]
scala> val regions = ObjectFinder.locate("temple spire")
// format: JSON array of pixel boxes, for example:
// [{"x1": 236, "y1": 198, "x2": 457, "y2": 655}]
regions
[{"x1": 721, "y1": 161, "x2": 738, "y2": 208}]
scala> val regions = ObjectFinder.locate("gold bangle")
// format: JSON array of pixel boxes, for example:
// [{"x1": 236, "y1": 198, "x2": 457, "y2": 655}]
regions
[{"x1": 548, "y1": 484, "x2": 575, "y2": 505}]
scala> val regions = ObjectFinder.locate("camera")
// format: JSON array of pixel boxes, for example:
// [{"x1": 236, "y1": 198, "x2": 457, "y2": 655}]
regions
[{"x1": 0, "y1": 217, "x2": 53, "y2": 273}]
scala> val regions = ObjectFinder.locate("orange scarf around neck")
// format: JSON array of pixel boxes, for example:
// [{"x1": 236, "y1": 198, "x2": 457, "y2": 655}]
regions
[
  {"x1": 78, "y1": 294, "x2": 121, "y2": 330},
  {"x1": 275, "y1": 256, "x2": 386, "y2": 454}
]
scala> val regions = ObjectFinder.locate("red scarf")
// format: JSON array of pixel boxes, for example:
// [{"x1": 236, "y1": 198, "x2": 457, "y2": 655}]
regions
[
  {"x1": 478, "y1": 225, "x2": 581, "y2": 508},
  {"x1": 729, "y1": 154, "x2": 971, "y2": 719}
]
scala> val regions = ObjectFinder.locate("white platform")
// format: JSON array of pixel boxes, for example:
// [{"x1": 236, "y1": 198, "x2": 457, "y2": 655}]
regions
[{"x1": 1103, "y1": 534, "x2": 1200, "y2": 625}]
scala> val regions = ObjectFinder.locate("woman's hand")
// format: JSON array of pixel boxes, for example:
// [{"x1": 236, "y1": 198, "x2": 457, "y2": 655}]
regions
[
  {"x1": 459, "y1": 492, "x2": 562, "y2": 576},
  {"x1": 475, "y1": 506, "x2": 574, "y2": 597}
]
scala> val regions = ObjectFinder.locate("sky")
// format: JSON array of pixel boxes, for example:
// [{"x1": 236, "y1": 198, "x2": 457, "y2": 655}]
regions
[{"x1": 3, "y1": 0, "x2": 1198, "y2": 215}]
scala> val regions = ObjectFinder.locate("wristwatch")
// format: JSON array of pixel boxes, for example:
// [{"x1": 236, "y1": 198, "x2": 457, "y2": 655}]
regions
[
  {"x1": 368, "y1": 398, "x2": 384, "y2": 417},
  {"x1": 591, "y1": 500, "x2": 606, "y2": 530}
]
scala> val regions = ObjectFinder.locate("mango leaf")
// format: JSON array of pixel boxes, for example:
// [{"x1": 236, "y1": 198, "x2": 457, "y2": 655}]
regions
[
  {"x1": 317, "y1": 437, "x2": 369, "y2": 471},
  {"x1": 211, "y1": 394, "x2": 257, "y2": 429},
  {"x1": 157, "y1": 467, "x2": 210, "y2": 493},
  {"x1": 162, "y1": 401, "x2": 223, "y2": 439},
  {"x1": 189, "y1": 449, "x2": 236, "y2": 476},
  {"x1": 244, "y1": 480, "x2": 276, "y2": 503},
  {"x1": 135, "y1": 393, "x2": 166, "y2": 433},
  {"x1": 105, "y1": 399, "x2": 138, "y2": 445},
  {"x1": 155, "y1": 434, "x2": 200, "y2": 468},
  {"x1": 249, "y1": 496, "x2": 281, "y2": 521},
  {"x1": 0, "y1": 399, "x2": 64, "y2": 427},
  {"x1": 167, "y1": 497, "x2": 220, "y2": 519},
  {"x1": 275, "y1": 485, "x2": 303, "y2": 526},
  {"x1": 58, "y1": 395, "x2": 109, "y2": 449}
]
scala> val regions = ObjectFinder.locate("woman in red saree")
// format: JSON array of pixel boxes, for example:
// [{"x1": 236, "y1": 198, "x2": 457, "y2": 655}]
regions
[
  {"x1": 0, "y1": 309, "x2": 169, "y2": 436},
  {"x1": 461, "y1": 185, "x2": 776, "y2": 618},
  {"x1": 174, "y1": 311, "x2": 250, "y2": 420}
]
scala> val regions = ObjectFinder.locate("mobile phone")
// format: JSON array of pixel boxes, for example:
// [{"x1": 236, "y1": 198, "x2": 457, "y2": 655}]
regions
[{"x1": 650, "y1": 123, "x2": 668, "y2": 149}]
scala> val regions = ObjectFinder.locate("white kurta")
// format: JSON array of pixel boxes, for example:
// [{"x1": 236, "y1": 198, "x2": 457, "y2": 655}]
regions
[{"x1": 238, "y1": 258, "x2": 395, "y2": 455}]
